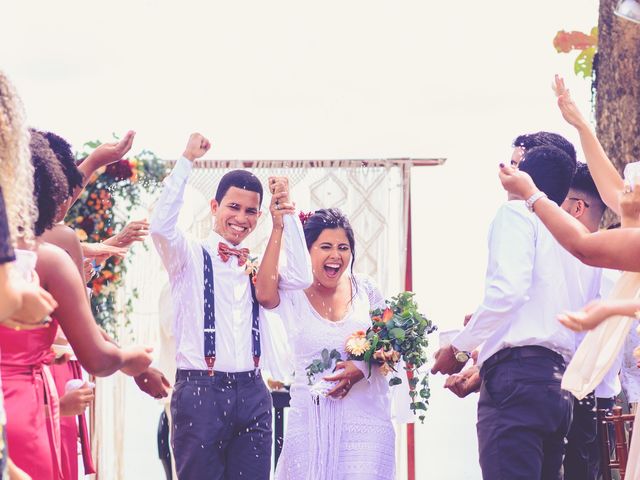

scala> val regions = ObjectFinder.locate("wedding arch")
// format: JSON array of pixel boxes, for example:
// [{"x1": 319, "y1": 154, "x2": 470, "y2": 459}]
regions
[{"x1": 90, "y1": 156, "x2": 444, "y2": 480}]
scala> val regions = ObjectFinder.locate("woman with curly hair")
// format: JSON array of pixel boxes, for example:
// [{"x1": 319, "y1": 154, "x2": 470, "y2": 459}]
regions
[
  {"x1": 0, "y1": 71, "x2": 60, "y2": 480},
  {"x1": 0, "y1": 130, "x2": 154, "y2": 479},
  {"x1": 0, "y1": 73, "x2": 54, "y2": 329},
  {"x1": 0, "y1": 72, "x2": 37, "y2": 248}
]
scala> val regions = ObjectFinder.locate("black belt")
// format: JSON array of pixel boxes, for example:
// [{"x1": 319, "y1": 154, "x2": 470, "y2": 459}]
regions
[
  {"x1": 482, "y1": 345, "x2": 565, "y2": 374},
  {"x1": 176, "y1": 368, "x2": 262, "y2": 382}
]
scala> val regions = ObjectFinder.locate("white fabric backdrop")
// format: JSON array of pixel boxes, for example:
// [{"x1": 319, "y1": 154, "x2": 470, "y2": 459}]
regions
[{"x1": 91, "y1": 160, "x2": 415, "y2": 479}]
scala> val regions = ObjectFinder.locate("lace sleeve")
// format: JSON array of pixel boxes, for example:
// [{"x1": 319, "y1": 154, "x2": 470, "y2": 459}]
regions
[
  {"x1": 0, "y1": 186, "x2": 15, "y2": 265},
  {"x1": 356, "y1": 274, "x2": 386, "y2": 311}
]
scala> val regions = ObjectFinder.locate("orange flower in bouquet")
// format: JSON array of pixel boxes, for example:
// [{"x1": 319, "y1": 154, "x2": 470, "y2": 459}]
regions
[{"x1": 345, "y1": 331, "x2": 371, "y2": 356}]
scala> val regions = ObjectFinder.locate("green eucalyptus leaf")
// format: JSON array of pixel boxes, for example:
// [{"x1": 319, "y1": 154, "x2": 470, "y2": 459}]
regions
[{"x1": 389, "y1": 376, "x2": 403, "y2": 387}]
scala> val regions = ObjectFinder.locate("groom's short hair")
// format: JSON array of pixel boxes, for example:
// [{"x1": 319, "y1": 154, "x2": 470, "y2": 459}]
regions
[
  {"x1": 215, "y1": 170, "x2": 264, "y2": 207},
  {"x1": 519, "y1": 145, "x2": 577, "y2": 206}
]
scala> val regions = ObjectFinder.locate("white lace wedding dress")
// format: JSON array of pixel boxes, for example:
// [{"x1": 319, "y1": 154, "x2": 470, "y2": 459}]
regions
[{"x1": 274, "y1": 274, "x2": 395, "y2": 480}]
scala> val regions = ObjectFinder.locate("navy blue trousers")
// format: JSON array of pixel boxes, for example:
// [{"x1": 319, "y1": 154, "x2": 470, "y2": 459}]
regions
[
  {"x1": 564, "y1": 392, "x2": 599, "y2": 480},
  {"x1": 171, "y1": 369, "x2": 273, "y2": 480},
  {"x1": 477, "y1": 346, "x2": 573, "y2": 480}
]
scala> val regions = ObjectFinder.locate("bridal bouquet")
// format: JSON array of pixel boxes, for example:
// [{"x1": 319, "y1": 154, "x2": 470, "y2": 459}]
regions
[{"x1": 305, "y1": 291, "x2": 436, "y2": 421}]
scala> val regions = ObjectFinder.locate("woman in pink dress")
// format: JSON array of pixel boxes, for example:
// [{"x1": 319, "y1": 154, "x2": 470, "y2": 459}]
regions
[
  {"x1": 0, "y1": 130, "x2": 154, "y2": 479},
  {"x1": 0, "y1": 70, "x2": 64, "y2": 480},
  {"x1": 0, "y1": 282, "x2": 62, "y2": 478}
]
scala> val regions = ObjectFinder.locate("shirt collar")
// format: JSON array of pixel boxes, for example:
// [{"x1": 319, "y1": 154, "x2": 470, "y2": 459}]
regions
[{"x1": 206, "y1": 230, "x2": 247, "y2": 250}]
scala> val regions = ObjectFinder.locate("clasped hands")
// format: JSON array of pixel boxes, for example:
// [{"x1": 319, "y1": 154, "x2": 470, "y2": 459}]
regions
[
  {"x1": 432, "y1": 314, "x2": 480, "y2": 399},
  {"x1": 269, "y1": 176, "x2": 295, "y2": 229}
]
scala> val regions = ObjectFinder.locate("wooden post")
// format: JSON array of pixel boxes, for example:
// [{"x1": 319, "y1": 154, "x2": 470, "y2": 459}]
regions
[{"x1": 405, "y1": 185, "x2": 415, "y2": 480}]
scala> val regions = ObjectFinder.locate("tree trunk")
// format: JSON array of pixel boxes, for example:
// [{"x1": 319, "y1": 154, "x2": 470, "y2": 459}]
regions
[
  {"x1": 596, "y1": 0, "x2": 640, "y2": 226},
  {"x1": 596, "y1": 0, "x2": 640, "y2": 166}
]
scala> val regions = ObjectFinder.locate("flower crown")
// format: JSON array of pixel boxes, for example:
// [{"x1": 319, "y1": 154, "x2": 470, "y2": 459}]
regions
[{"x1": 298, "y1": 211, "x2": 314, "y2": 225}]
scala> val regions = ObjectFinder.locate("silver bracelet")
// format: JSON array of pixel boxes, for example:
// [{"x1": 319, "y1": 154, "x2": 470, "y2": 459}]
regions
[{"x1": 526, "y1": 191, "x2": 547, "y2": 212}]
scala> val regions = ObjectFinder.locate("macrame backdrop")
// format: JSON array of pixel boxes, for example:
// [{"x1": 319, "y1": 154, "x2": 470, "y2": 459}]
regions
[{"x1": 90, "y1": 158, "x2": 442, "y2": 479}]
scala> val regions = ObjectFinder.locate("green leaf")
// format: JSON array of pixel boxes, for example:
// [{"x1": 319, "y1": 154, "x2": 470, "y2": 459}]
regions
[
  {"x1": 364, "y1": 334, "x2": 379, "y2": 364},
  {"x1": 389, "y1": 376, "x2": 403, "y2": 387},
  {"x1": 389, "y1": 328, "x2": 405, "y2": 341},
  {"x1": 574, "y1": 46, "x2": 596, "y2": 78}
]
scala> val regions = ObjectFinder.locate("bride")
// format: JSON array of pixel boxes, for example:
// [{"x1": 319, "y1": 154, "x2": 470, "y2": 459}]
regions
[{"x1": 255, "y1": 183, "x2": 395, "y2": 480}]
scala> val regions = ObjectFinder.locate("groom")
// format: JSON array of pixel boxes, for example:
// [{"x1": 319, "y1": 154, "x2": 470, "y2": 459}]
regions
[{"x1": 150, "y1": 133, "x2": 311, "y2": 479}]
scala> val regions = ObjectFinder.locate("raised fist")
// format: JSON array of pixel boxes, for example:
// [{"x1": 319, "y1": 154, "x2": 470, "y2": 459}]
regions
[{"x1": 182, "y1": 133, "x2": 211, "y2": 162}]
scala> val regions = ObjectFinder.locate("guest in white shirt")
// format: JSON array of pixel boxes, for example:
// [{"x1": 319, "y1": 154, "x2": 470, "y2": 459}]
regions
[
  {"x1": 433, "y1": 143, "x2": 578, "y2": 479},
  {"x1": 558, "y1": 163, "x2": 607, "y2": 480},
  {"x1": 444, "y1": 131, "x2": 581, "y2": 399},
  {"x1": 150, "y1": 133, "x2": 312, "y2": 480}
]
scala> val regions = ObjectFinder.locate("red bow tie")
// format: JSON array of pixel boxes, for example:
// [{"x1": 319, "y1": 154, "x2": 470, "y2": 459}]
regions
[{"x1": 217, "y1": 242, "x2": 250, "y2": 266}]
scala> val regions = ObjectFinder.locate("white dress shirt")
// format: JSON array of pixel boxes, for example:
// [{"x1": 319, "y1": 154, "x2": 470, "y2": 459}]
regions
[
  {"x1": 150, "y1": 156, "x2": 312, "y2": 372},
  {"x1": 453, "y1": 201, "x2": 587, "y2": 367}
]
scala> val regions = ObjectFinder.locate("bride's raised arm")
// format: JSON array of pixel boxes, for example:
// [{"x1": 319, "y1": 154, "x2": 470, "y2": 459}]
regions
[{"x1": 254, "y1": 176, "x2": 299, "y2": 309}]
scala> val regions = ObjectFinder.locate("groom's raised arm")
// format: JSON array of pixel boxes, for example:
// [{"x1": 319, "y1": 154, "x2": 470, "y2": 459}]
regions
[{"x1": 150, "y1": 133, "x2": 211, "y2": 276}]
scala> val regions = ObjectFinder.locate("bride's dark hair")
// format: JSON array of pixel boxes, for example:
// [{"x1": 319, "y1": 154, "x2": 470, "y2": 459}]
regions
[{"x1": 302, "y1": 208, "x2": 356, "y2": 276}]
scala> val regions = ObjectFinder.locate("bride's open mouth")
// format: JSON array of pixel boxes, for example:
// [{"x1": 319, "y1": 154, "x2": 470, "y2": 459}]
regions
[{"x1": 323, "y1": 262, "x2": 341, "y2": 278}]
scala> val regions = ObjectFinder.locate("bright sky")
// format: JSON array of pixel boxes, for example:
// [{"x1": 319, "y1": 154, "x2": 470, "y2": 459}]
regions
[{"x1": 2, "y1": 1, "x2": 600, "y2": 478}]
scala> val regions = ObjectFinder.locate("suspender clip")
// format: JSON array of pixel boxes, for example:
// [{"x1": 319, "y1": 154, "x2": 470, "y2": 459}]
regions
[
  {"x1": 205, "y1": 356, "x2": 216, "y2": 376},
  {"x1": 253, "y1": 355, "x2": 260, "y2": 375}
]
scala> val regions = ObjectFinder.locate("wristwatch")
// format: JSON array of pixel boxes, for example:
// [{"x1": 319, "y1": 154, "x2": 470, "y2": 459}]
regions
[
  {"x1": 453, "y1": 347, "x2": 471, "y2": 363},
  {"x1": 525, "y1": 191, "x2": 548, "y2": 212}
]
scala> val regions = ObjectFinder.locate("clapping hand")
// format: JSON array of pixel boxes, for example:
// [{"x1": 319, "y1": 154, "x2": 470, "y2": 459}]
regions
[
  {"x1": 619, "y1": 181, "x2": 640, "y2": 228},
  {"x1": 558, "y1": 299, "x2": 622, "y2": 332},
  {"x1": 60, "y1": 383, "x2": 95, "y2": 416},
  {"x1": 85, "y1": 131, "x2": 136, "y2": 169},
  {"x1": 119, "y1": 345, "x2": 154, "y2": 377},
  {"x1": 134, "y1": 367, "x2": 172, "y2": 399},
  {"x1": 82, "y1": 242, "x2": 128, "y2": 264},
  {"x1": 553, "y1": 75, "x2": 589, "y2": 131},
  {"x1": 108, "y1": 219, "x2": 150, "y2": 248}
]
